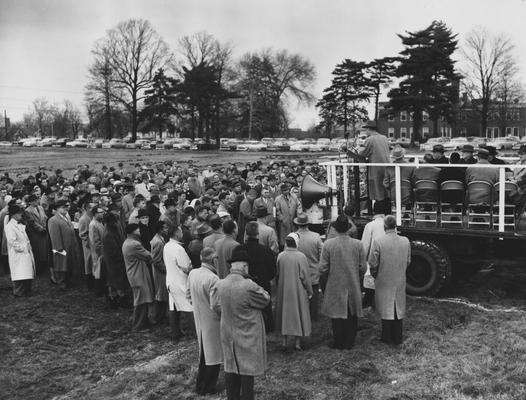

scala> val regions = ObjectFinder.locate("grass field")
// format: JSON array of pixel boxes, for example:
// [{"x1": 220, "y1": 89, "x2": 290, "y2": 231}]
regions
[{"x1": 1, "y1": 148, "x2": 526, "y2": 400}]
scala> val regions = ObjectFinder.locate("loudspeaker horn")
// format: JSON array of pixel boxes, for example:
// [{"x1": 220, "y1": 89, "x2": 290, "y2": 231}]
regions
[{"x1": 300, "y1": 174, "x2": 333, "y2": 210}]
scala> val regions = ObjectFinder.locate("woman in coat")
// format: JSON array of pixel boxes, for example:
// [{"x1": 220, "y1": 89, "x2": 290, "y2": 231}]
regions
[
  {"x1": 103, "y1": 212, "x2": 128, "y2": 307},
  {"x1": 24, "y1": 194, "x2": 49, "y2": 275},
  {"x1": 275, "y1": 233, "x2": 312, "y2": 351},
  {"x1": 4, "y1": 204, "x2": 35, "y2": 296}
]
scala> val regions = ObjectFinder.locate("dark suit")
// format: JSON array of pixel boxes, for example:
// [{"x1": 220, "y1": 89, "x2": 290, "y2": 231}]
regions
[
  {"x1": 412, "y1": 166, "x2": 441, "y2": 202},
  {"x1": 237, "y1": 238, "x2": 277, "y2": 332}
]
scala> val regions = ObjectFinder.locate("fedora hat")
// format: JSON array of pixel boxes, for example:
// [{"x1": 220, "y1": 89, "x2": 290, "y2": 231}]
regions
[
  {"x1": 293, "y1": 213, "x2": 310, "y2": 226},
  {"x1": 228, "y1": 247, "x2": 250, "y2": 263},
  {"x1": 196, "y1": 223, "x2": 213, "y2": 236},
  {"x1": 462, "y1": 144, "x2": 474, "y2": 153},
  {"x1": 390, "y1": 146, "x2": 405, "y2": 160},
  {"x1": 255, "y1": 205, "x2": 269, "y2": 218}
]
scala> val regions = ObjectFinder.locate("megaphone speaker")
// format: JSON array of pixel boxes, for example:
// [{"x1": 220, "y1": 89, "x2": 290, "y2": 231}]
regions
[{"x1": 300, "y1": 174, "x2": 332, "y2": 210}]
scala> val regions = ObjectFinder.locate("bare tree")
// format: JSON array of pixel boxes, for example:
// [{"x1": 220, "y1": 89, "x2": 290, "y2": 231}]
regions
[
  {"x1": 460, "y1": 28, "x2": 516, "y2": 135},
  {"x1": 91, "y1": 19, "x2": 173, "y2": 141},
  {"x1": 32, "y1": 98, "x2": 57, "y2": 137}
]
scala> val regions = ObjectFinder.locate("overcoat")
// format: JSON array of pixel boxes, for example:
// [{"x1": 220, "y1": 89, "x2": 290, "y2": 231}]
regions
[
  {"x1": 296, "y1": 229, "x2": 323, "y2": 285},
  {"x1": 150, "y1": 233, "x2": 169, "y2": 302},
  {"x1": 319, "y1": 234, "x2": 366, "y2": 319},
  {"x1": 102, "y1": 225, "x2": 128, "y2": 291},
  {"x1": 163, "y1": 238, "x2": 193, "y2": 312},
  {"x1": 361, "y1": 132, "x2": 390, "y2": 201},
  {"x1": 122, "y1": 235, "x2": 154, "y2": 306},
  {"x1": 275, "y1": 248, "x2": 312, "y2": 337},
  {"x1": 187, "y1": 263, "x2": 223, "y2": 365},
  {"x1": 256, "y1": 221, "x2": 279, "y2": 254},
  {"x1": 211, "y1": 271, "x2": 270, "y2": 376},
  {"x1": 4, "y1": 218, "x2": 35, "y2": 281},
  {"x1": 214, "y1": 235, "x2": 239, "y2": 279},
  {"x1": 88, "y1": 219, "x2": 105, "y2": 279},
  {"x1": 368, "y1": 230, "x2": 411, "y2": 320},
  {"x1": 78, "y1": 212, "x2": 93, "y2": 275},
  {"x1": 48, "y1": 213, "x2": 82, "y2": 274},
  {"x1": 274, "y1": 193, "x2": 301, "y2": 245},
  {"x1": 24, "y1": 204, "x2": 49, "y2": 263}
]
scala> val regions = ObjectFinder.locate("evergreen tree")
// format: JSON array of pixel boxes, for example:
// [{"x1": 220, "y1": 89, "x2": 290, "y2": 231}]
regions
[
  {"x1": 388, "y1": 21, "x2": 460, "y2": 143},
  {"x1": 139, "y1": 68, "x2": 179, "y2": 138}
]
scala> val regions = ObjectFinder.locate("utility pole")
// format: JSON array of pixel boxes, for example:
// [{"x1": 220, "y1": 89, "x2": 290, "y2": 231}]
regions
[{"x1": 3, "y1": 110, "x2": 7, "y2": 140}]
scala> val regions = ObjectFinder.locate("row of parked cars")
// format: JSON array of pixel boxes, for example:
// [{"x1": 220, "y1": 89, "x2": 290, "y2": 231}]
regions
[
  {"x1": 419, "y1": 135, "x2": 526, "y2": 152},
  {"x1": 220, "y1": 137, "x2": 349, "y2": 152}
]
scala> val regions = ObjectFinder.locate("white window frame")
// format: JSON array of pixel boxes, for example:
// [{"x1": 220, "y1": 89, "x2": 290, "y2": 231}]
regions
[
  {"x1": 400, "y1": 111, "x2": 407, "y2": 122},
  {"x1": 400, "y1": 127, "x2": 407, "y2": 138},
  {"x1": 506, "y1": 127, "x2": 512, "y2": 136},
  {"x1": 514, "y1": 110, "x2": 520, "y2": 121},
  {"x1": 422, "y1": 127, "x2": 429, "y2": 136},
  {"x1": 388, "y1": 127, "x2": 395, "y2": 138},
  {"x1": 513, "y1": 127, "x2": 519, "y2": 136},
  {"x1": 409, "y1": 112, "x2": 414, "y2": 121},
  {"x1": 388, "y1": 114, "x2": 394, "y2": 122},
  {"x1": 422, "y1": 112, "x2": 428, "y2": 122}
]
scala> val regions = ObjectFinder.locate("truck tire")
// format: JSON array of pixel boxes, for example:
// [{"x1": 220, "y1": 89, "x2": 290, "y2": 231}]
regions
[{"x1": 406, "y1": 240, "x2": 451, "y2": 296}]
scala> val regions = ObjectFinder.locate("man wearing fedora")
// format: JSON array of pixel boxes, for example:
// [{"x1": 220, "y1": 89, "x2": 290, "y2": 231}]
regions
[
  {"x1": 460, "y1": 144, "x2": 477, "y2": 164},
  {"x1": 466, "y1": 147, "x2": 499, "y2": 187},
  {"x1": 485, "y1": 145, "x2": 505, "y2": 165},
  {"x1": 275, "y1": 183, "x2": 301, "y2": 250},
  {"x1": 294, "y1": 213, "x2": 323, "y2": 321},
  {"x1": 319, "y1": 215, "x2": 366, "y2": 350},
  {"x1": 211, "y1": 247, "x2": 270, "y2": 400},
  {"x1": 368, "y1": 215, "x2": 411, "y2": 345},
  {"x1": 432, "y1": 144, "x2": 449, "y2": 164},
  {"x1": 253, "y1": 204, "x2": 279, "y2": 254},
  {"x1": 214, "y1": 220, "x2": 240, "y2": 279},
  {"x1": 188, "y1": 223, "x2": 212, "y2": 268},
  {"x1": 238, "y1": 221, "x2": 277, "y2": 332}
]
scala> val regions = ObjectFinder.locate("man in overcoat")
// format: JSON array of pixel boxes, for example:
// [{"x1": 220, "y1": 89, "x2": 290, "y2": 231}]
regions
[
  {"x1": 78, "y1": 196, "x2": 95, "y2": 290},
  {"x1": 275, "y1": 183, "x2": 301, "y2": 249},
  {"x1": 150, "y1": 220, "x2": 169, "y2": 324},
  {"x1": 211, "y1": 247, "x2": 270, "y2": 400},
  {"x1": 187, "y1": 247, "x2": 222, "y2": 395},
  {"x1": 319, "y1": 215, "x2": 366, "y2": 350},
  {"x1": 122, "y1": 223, "x2": 154, "y2": 331},
  {"x1": 24, "y1": 194, "x2": 49, "y2": 275},
  {"x1": 254, "y1": 205, "x2": 279, "y2": 254},
  {"x1": 213, "y1": 220, "x2": 239, "y2": 279},
  {"x1": 360, "y1": 127, "x2": 390, "y2": 212},
  {"x1": 48, "y1": 200, "x2": 82, "y2": 289},
  {"x1": 88, "y1": 205, "x2": 106, "y2": 295},
  {"x1": 237, "y1": 221, "x2": 276, "y2": 332},
  {"x1": 368, "y1": 215, "x2": 411, "y2": 345}
]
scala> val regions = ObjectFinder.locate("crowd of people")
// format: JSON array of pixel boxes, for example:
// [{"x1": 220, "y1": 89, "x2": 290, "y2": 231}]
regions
[{"x1": 0, "y1": 152, "x2": 413, "y2": 399}]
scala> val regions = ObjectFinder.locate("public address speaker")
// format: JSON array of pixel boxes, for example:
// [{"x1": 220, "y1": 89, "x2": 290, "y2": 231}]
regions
[{"x1": 300, "y1": 175, "x2": 333, "y2": 210}]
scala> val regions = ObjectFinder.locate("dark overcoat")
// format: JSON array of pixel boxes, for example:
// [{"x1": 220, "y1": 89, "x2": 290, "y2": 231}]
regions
[
  {"x1": 48, "y1": 213, "x2": 82, "y2": 274},
  {"x1": 122, "y1": 235, "x2": 154, "y2": 306}
]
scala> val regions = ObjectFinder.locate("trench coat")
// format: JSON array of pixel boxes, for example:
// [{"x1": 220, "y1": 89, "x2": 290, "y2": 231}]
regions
[
  {"x1": 214, "y1": 235, "x2": 239, "y2": 279},
  {"x1": 275, "y1": 248, "x2": 312, "y2": 337},
  {"x1": 368, "y1": 230, "x2": 411, "y2": 320},
  {"x1": 4, "y1": 218, "x2": 35, "y2": 281},
  {"x1": 48, "y1": 213, "x2": 82, "y2": 274},
  {"x1": 78, "y1": 212, "x2": 93, "y2": 275},
  {"x1": 150, "y1": 233, "x2": 169, "y2": 302},
  {"x1": 88, "y1": 219, "x2": 105, "y2": 279},
  {"x1": 275, "y1": 194, "x2": 301, "y2": 246},
  {"x1": 319, "y1": 234, "x2": 366, "y2": 319},
  {"x1": 187, "y1": 263, "x2": 223, "y2": 365},
  {"x1": 211, "y1": 271, "x2": 270, "y2": 376},
  {"x1": 361, "y1": 131, "x2": 390, "y2": 201},
  {"x1": 163, "y1": 238, "x2": 193, "y2": 312},
  {"x1": 122, "y1": 235, "x2": 154, "y2": 306},
  {"x1": 102, "y1": 225, "x2": 128, "y2": 291},
  {"x1": 24, "y1": 205, "x2": 49, "y2": 263}
]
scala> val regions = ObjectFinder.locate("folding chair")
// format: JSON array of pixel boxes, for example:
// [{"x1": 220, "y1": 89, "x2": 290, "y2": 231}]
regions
[
  {"x1": 440, "y1": 180, "x2": 464, "y2": 227},
  {"x1": 414, "y1": 179, "x2": 438, "y2": 226},
  {"x1": 467, "y1": 181, "x2": 492, "y2": 228},
  {"x1": 492, "y1": 181, "x2": 518, "y2": 231}
]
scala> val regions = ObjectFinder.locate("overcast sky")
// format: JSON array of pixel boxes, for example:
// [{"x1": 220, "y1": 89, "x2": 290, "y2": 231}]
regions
[{"x1": 1, "y1": 0, "x2": 525, "y2": 129}]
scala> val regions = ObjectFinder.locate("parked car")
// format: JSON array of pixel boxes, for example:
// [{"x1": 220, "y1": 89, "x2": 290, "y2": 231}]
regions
[
  {"x1": 329, "y1": 138, "x2": 347, "y2": 152},
  {"x1": 487, "y1": 136, "x2": 520, "y2": 150},
  {"x1": 308, "y1": 143, "x2": 323, "y2": 152},
  {"x1": 512, "y1": 136, "x2": 526, "y2": 151},
  {"x1": 0, "y1": 141, "x2": 13, "y2": 148},
  {"x1": 420, "y1": 137, "x2": 450, "y2": 152},
  {"x1": 52, "y1": 138, "x2": 70, "y2": 147},
  {"x1": 395, "y1": 137, "x2": 411, "y2": 148},
  {"x1": 289, "y1": 140, "x2": 311, "y2": 152},
  {"x1": 22, "y1": 138, "x2": 39, "y2": 147},
  {"x1": 37, "y1": 137, "x2": 56, "y2": 147},
  {"x1": 316, "y1": 138, "x2": 331, "y2": 151},
  {"x1": 67, "y1": 138, "x2": 89, "y2": 148},
  {"x1": 443, "y1": 137, "x2": 471, "y2": 151},
  {"x1": 162, "y1": 138, "x2": 179, "y2": 149},
  {"x1": 101, "y1": 138, "x2": 125, "y2": 149},
  {"x1": 467, "y1": 136, "x2": 487, "y2": 148},
  {"x1": 173, "y1": 138, "x2": 192, "y2": 150},
  {"x1": 267, "y1": 140, "x2": 290, "y2": 152},
  {"x1": 89, "y1": 139, "x2": 105, "y2": 149},
  {"x1": 126, "y1": 139, "x2": 152, "y2": 149},
  {"x1": 244, "y1": 140, "x2": 267, "y2": 151}
]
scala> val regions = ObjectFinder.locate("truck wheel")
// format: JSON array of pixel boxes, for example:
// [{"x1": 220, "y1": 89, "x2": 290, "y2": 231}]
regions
[{"x1": 407, "y1": 240, "x2": 451, "y2": 296}]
